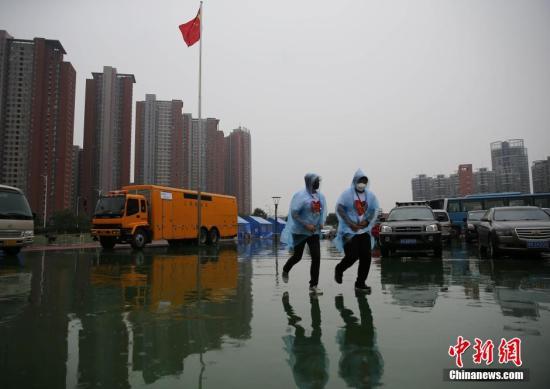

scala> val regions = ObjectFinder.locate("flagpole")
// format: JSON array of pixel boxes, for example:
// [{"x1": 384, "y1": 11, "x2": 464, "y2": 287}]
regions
[{"x1": 197, "y1": 0, "x2": 203, "y2": 244}]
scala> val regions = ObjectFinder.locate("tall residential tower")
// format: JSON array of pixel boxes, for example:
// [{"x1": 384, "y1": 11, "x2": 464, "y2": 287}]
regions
[
  {"x1": 81, "y1": 66, "x2": 135, "y2": 210},
  {"x1": 491, "y1": 139, "x2": 530, "y2": 193},
  {"x1": 134, "y1": 94, "x2": 184, "y2": 187},
  {"x1": 225, "y1": 127, "x2": 252, "y2": 215},
  {"x1": 0, "y1": 30, "x2": 76, "y2": 219}
]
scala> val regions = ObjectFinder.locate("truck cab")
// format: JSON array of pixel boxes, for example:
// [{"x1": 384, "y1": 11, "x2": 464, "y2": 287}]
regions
[{"x1": 91, "y1": 191, "x2": 150, "y2": 249}]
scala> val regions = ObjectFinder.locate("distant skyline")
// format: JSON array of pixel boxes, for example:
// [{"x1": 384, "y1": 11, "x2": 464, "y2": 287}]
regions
[{"x1": 1, "y1": 0, "x2": 549, "y2": 213}]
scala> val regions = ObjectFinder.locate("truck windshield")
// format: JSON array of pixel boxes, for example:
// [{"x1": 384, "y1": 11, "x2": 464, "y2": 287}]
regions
[
  {"x1": 0, "y1": 190, "x2": 33, "y2": 220},
  {"x1": 94, "y1": 196, "x2": 126, "y2": 217}
]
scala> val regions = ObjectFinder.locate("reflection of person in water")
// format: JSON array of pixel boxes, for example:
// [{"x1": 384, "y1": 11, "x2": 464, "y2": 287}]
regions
[
  {"x1": 335, "y1": 292, "x2": 384, "y2": 388},
  {"x1": 282, "y1": 292, "x2": 329, "y2": 389}
]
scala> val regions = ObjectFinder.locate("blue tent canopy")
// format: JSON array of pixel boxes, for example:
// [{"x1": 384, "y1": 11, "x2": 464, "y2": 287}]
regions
[
  {"x1": 267, "y1": 217, "x2": 287, "y2": 234},
  {"x1": 245, "y1": 216, "x2": 273, "y2": 238},
  {"x1": 237, "y1": 216, "x2": 251, "y2": 240}
]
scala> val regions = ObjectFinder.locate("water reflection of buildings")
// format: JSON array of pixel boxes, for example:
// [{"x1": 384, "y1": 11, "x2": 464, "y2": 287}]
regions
[
  {"x1": 0, "y1": 251, "x2": 91, "y2": 389},
  {"x1": 380, "y1": 258, "x2": 445, "y2": 309},
  {"x1": 0, "y1": 245, "x2": 253, "y2": 388}
]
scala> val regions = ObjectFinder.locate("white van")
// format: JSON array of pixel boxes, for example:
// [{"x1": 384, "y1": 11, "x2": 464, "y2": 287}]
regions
[{"x1": 0, "y1": 185, "x2": 34, "y2": 255}]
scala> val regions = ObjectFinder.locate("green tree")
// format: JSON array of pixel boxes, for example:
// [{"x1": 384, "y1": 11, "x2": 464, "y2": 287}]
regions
[
  {"x1": 252, "y1": 208, "x2": 268, "y2": 219},
  {"x1": 51, "y1": 209, "x2": 77, "y2": 233},
  {"x1": 50, "y1": 209, "x2": 91, "y2": 233}
]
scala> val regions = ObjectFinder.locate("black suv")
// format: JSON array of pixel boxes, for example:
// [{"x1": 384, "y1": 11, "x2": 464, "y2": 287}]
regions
[{"x1": 379, "y1": 205, "x2": 442, "y2": 257}]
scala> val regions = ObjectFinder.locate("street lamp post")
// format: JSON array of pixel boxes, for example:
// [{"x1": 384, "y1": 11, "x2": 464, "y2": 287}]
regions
[{"x1": 272, "y1": 196, "x2": 281, "y2": 239}]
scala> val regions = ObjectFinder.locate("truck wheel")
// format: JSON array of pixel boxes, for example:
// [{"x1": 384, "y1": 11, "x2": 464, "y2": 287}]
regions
[
  {"x1": 131, "y1": 229, "x2": 147, "y2": 250},
  {"x1": 208, "y1": 228, "x2": 220, "y2": 245},
  {"x1": 380, "y1": 246, "x2": 389, "y2": 257},
  {"x1": 3, "y1": 247, "x2": 21, "y2": 256},
  {"x1": 100, "y1": 237, "x2": 116, "y2": 250},
  {"x1": 433, "y1": 244, "x2": 443, "y2": 258},
  {"x1": 199, "y1": 227, "x2": 208, "y2": 245}
]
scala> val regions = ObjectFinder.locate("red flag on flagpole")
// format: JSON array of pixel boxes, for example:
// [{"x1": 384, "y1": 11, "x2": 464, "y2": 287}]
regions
[{"x1": 179, "y1": 9, "x2": 201, "y2": 47}]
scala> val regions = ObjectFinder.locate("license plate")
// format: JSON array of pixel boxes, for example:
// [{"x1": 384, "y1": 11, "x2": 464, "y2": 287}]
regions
[
  {"x1": 527, "y1": 240, "x2": 549, "y2": 249},
  {"x1": 3, "y1": 240, "x2": 17, "y2": 246},
  {"x1": 400, "y1": 239, "x2": 417, "y2": 245}
]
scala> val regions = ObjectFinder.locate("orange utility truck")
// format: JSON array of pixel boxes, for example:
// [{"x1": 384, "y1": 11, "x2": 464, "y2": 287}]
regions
[{"x1": 91, "y1": 185, "x2": 238, "y2": 249}]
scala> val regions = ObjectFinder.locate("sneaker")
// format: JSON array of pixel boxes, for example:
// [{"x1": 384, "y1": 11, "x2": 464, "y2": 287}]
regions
[
  {"x1": 355, "y1": 284, "x2": 372, "y2": 294},
  {"x1": 334, "y1": 266, "x2": 343, "y2": 284},
  {"x1": 309, "y1": 286, "x2": 324, "y2": 295},
  {"x1": 282, "y1": 271, "x2": 289, "y2": 283}
]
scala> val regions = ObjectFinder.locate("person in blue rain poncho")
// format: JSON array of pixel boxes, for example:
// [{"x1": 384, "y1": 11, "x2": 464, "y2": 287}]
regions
[
  {"x1": 334, "y1": 169, "x2": 380, "y2": 293},
  {"x1": 281, "y1": 173, "x2": 327, "y2": 295}
]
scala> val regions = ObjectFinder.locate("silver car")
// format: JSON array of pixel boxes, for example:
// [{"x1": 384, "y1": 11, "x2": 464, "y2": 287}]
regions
[{"x1": 433, "y1": 209, "x2": 452, "y2": 242}]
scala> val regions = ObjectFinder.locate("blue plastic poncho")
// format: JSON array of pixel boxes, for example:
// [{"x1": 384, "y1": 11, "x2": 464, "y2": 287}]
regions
[
  {"x1": 334, "y1": 169, "x2": 380, "y2": 252},
  {"x1": 281, "y1": 173, "x2": 328, "y2": 248}
]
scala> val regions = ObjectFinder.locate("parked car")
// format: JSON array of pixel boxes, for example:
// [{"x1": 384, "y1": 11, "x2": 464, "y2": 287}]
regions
[
  {"x1": 320, "y1": 226, "x2": 335, "y2": 239},
  {"x1": 433, "y1": 209, "x2": 452, "y2": 242},
  {"x1": 379, "y1": 205, "x2": 442, "y2": 257},
  {"x1": 0, "y1": 185, "x2": 34, "y2": 255},
  {"x1": 477, "y1": 206, "x2": 550, "y2": 258},
  {"x1": 370, "y1": 212, "x2": 388, "y2": 246},
  {"x1": 464, "y1": 210, "x2": 486, "y2": 243}
]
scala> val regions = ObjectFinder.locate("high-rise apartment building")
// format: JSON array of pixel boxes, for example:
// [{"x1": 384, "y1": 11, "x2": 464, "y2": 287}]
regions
[
  {"x1": 134, "y1": 94, "x2": 184, "y2": 187},
  {"x1": 81, "y1": 66, "x2": 134, "y2": 210},
  {"x1": 0, "y1": 30, "x2": 76, "y2": 220},
  {"x1": 225, "y1": 127, "x2": 252, "y2": 215},
  {"x1": 431, "y1": 175, "x2": 449, "y2": 199},
  {"x1": 70, "y1": 145, "x2": 81, "y2": 213},
  {"x1": 183, "y1": 117, "x2": 223, "y2": 192},
  {"x1": 411, "y1": 174, "x2": 432, "y2": 201},
  {"x1": 491, "y1": 139, "x2": 530, "y2": 193},
  {"x1": 473, "y1": 168, "x2": 497, "y2": 194},
  {"x1": 532, "y1": 157, "x2": 550, "y2": 193},
  {"x1": 205, "y1": 119, "x2": 225, "y2": 194},
  {"x1": 458, "y1": 164, "x2": 473, "y2": 196}
]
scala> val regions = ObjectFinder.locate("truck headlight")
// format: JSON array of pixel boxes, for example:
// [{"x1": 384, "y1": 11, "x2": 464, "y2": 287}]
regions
[
  {"x1": 426, "y1": 224, "x2": 439, "y2": 232},
  {"x1": 467, "y1": 223, "x2": 475, "y2": 230},
  {"x1": 381, "y1": 225, "x2": 392, "y2": 233},
  {"x1": 22, "y1": 230, "x2": 34, "y2": 237}
]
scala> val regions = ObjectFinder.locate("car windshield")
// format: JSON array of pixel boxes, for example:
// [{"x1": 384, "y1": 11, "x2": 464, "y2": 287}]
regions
[
  {"x1": 0, "y1": 190, "x2": 33, "y2": 220},
  {"x1": 468, "y1": 211, "x2": 486, "y2": 221},
  {"x1": 387, "y1": 207, "x2": 434, "y2": 221},
  {"x1": 434, "y1": 211, "x2": 449, "y2": 221},
  {"x1": 494, "y1": 208, "x2": 550, "y2": 221},
  {"x1": 94, "y1": 196, "x2": 126, "y2": 217}
]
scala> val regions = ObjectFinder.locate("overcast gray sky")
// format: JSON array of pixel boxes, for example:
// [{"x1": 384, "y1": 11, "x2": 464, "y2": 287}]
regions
[{"x1": 1, "y1": 0, "x2": 549, "y2": 214}]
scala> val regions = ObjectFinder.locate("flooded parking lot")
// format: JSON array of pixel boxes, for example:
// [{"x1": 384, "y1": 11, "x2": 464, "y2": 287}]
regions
[{"x1": 1, "y1": 240, "x2": 550, "y2": 388}]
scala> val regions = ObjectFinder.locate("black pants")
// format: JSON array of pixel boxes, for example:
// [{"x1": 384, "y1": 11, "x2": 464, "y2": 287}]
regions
[
  {"x1": 283, "y1": 234, "x2": 321, "y2": 287},
  {"x1": 336, "y1": 233, "x2": 372, "y2": 286}
]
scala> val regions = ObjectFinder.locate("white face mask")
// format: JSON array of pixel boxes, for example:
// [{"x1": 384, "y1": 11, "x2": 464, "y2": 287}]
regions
[{"x1": 356, "y1": 183, "x2": 367, "y2": 192}]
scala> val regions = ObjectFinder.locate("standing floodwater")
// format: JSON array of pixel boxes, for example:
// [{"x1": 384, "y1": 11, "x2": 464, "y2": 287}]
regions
[{"x1": 0, "y1": 241, "x2": 549, "y2": 388}]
